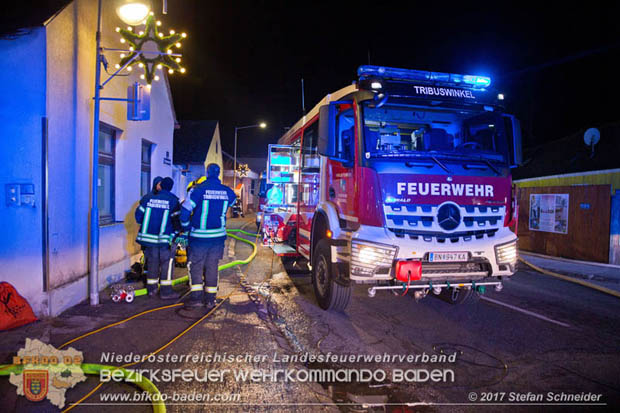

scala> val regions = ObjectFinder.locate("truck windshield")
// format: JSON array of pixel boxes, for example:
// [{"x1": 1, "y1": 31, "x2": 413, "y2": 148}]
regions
[{"x1": 362, "y1": 103, "x2": 509, "y2": 164}]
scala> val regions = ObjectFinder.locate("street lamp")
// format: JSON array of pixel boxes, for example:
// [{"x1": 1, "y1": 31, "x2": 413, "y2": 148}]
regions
[
  {"x1": 89, "y1": 0, "x2": 152, "y2": 307},
  {"x1": 233, "y1": 123, "x2": 267, "y2": 190},
  {"x1": 116, "y1": 0, "x2": 151, "y2": 25}
]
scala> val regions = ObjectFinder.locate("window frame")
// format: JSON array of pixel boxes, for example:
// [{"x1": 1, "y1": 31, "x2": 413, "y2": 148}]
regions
[
  {"x1": 140, "y1": 140, "x2": 153, "y2": 197},
  {"x1": 98, "y1": 123, "x2": 116, "y2": 225}
]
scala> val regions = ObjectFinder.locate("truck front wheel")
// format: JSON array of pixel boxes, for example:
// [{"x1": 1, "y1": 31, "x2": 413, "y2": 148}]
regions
[{"x1": 312, "y1": 239, "x2": 351, "y2": 311}]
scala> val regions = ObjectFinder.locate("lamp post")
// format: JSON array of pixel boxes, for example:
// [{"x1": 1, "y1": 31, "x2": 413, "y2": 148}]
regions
[
  {"x1": 89, "y1": 0, "x2": 150, "y2": 306},
  {"x1": 233, "y1": 122, "x2": 266, "y2": 190}
]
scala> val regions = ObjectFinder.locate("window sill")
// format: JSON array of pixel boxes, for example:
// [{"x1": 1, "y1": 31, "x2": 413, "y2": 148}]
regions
[{"x1": 100, "y1": 221, "x2": 124, "y2": 228}]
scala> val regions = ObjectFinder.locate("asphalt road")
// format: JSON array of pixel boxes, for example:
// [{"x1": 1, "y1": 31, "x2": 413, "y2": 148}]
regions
[
  {"x1": 269, "y1": 250, "x2": 620, "y2": 411},
  {"x1": 2, "y1": 216, "x2": 618, "y2": 412}
]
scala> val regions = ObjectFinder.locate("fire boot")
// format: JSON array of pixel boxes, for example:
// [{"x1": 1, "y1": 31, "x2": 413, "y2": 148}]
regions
[
  {"x1": 159, "y1": 284, "x2": 179, "y2": 300},
  {"x1": 146, "y1": 277, "x2": 159, "y2": 297}
]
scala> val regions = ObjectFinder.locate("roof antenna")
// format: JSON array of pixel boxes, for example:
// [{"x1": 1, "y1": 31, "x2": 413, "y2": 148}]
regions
[
  {"x1": 301, "y1": 77, "x2": 306, "y2": 115},
  {"x1": 368, "y1": 49, "x2": 371, "y2": 65}
]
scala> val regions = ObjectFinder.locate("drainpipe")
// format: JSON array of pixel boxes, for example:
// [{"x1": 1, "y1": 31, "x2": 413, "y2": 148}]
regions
[
  {"x1": 42, "y1": 117, "x2": 50, "y2": 314},
  {"x1": 89, "y1": 0, "x2": 103, "y2": 306}
]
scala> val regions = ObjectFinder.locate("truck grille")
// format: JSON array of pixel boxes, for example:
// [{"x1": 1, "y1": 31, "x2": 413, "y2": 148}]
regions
[
  {"x1": 384, "y1": 203, "x2": 505, "y2": 240},
  {"x1": 389, "y1": 228, "x2": 498, "y2": 243}
]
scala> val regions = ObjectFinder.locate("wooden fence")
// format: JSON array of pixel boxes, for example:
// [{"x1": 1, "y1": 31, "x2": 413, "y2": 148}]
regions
[{"x1": 517, "y1": 184, "x2": 611, "y2": 263}]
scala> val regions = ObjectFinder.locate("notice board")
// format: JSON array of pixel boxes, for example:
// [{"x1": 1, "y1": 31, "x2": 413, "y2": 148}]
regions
[
  {"x1": 517, "y1": 184, "x2": 611, "y2": 263},
  {"x1": 528, "y1": 194, "x2": 569, "y2": 234}
]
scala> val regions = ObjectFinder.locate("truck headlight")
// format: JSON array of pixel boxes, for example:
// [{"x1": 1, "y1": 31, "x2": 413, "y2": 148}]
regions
[
  {"x1": 495, "y1": 240, "x2": 517, "y2": 266},
  {"x1": 351, "y1": 240, "x2": 397, "y2": 277}
]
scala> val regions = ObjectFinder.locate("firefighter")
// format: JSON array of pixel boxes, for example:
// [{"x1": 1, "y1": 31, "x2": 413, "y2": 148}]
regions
[
  {"x1": 135, "y1": 177, "x2": 181, "y2": 299},
  {"x1": 150, "y1": 176, "x2": 164, "y2": 196},
  {"x1": 138, "y1": 176, "x2": 163, "y2": 276},
  {"x1": 180, "y1": 163, "x2": 235, "y2": 309}
]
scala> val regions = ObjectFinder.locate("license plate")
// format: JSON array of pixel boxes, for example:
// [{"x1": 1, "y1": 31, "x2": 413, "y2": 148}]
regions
[{"x1": 428, "y1": 252, "x2": 468, "y2": 262}]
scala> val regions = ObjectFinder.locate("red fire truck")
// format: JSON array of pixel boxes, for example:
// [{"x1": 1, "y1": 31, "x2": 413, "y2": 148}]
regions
[{"x1": 263, "y1": 65, "x2": 521, "y2": 311}]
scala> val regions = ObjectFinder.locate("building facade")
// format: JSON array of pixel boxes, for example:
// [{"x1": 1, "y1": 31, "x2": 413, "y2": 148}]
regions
[
  {"x1": 0, "y1": 0, "x2": 178, "y2": 316},
  {"x1": 515, "y1": 169, "x2": 620, "y2": 265},
  {"x1": 222, "y1": 153, "x2": 263, "y2": 214}
]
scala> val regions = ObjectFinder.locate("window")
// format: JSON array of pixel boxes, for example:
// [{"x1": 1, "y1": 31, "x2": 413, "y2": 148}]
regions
[
  {"x1": 140, "y1": 140, "x2": 152, "y2": 197},
  {"x1": 362, "y1": 103, "x2": 509, "y2": 164},
  {"x1": 336, "y1": 108, "x2": 355, "y2": 163},
  {"x1": 301, "y1": 121, "x2": 319, "y2": 171},
  {"x1": 98, "y1": 124, "x2": 116, "y2": 224}
]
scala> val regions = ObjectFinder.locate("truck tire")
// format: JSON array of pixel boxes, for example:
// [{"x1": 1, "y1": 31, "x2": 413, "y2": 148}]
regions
[
  {"x1": 287, "y1": 228, "x2": 297, "y2": 248},
  {"x1": 312, "y1": 239, "x2": 351, "y2": 311}
]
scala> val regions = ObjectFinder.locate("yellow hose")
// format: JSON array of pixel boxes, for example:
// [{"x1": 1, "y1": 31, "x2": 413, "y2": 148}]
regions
[
  {"x1": 519, "y1": 256, "x2": 620, "y2": 299},
  {"x1": 1, "y1": 229, "x2": 260, "y2": 413},
  {"x1": 58, "y1": 303, "x2": 184, "y2": 350}
]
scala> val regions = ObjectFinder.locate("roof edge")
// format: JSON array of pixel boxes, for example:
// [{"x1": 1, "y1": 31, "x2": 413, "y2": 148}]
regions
[{"x1": 514, "y1": 168, "x2": 620, "y2": 184}]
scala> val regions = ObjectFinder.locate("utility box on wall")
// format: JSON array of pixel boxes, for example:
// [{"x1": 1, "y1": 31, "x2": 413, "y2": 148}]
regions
[{"x1": 5, "y1": 183, "x2": 35, "y2": 207}]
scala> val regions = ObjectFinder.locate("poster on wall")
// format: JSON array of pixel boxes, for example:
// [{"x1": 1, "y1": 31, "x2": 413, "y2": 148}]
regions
[{"x1": 529, "y1": 194, "x2": 569, "y2": 234}]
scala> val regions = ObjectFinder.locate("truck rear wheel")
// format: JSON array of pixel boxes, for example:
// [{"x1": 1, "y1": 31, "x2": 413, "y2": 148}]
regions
[{"x1": 312, "y1": 239, "x2": 351, "y2": 311}]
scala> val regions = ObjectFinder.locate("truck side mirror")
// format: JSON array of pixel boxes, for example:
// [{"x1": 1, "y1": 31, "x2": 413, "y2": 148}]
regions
[{"x1": 504, "y1": 115, "x2": 523, "y2": 168}]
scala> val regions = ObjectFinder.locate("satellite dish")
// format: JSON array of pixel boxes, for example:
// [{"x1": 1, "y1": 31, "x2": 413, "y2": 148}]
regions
[
  {"x1": 584, "y1": 128, "x2": 600, "y2": 146},
  {"x1": 584, "y1": 128, "x2": 600, "y2": 158}
]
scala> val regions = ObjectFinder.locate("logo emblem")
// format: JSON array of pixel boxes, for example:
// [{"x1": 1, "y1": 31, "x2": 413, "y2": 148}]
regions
[
  {"x1": 437, "y1": 202, "x2": 461, "y2": 231},
  {"x1": 23, "y1": 370, "x2": 48, "y2": 402}
]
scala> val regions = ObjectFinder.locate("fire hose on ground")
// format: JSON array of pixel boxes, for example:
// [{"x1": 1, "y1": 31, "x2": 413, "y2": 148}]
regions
[{"x1": 0, "y1": 228, "x2": 260, "y2": 413}]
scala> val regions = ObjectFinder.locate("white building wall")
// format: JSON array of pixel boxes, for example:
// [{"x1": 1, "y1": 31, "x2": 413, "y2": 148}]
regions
[
  {"x1": 42, "y1": 0, "x2": 176, "y2": 315},
  {"x1": 0, "y1": 28, "x2": 47, "y2": 314},
  {"x1": 46, "y1": 1, "x2": 84, "y2": 291}
]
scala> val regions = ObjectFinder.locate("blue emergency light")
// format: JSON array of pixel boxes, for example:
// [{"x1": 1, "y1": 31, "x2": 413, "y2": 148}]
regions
[{"x1": 358, "y1": 65, "x2": 491, "y2": 88}]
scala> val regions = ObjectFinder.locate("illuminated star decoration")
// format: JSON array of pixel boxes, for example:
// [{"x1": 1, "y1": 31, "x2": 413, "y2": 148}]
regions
[
  {"x1": 237, "y1": 164, "x2": 249, "y2": 178},
  {"x1": 117, "y1": 15, "x2": 186, "y2": 84}
]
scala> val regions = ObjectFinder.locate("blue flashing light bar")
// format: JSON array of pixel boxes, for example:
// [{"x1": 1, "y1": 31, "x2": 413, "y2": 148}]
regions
[{"x1": 358, "y1": 65, "x2": 491, "y2": 88}]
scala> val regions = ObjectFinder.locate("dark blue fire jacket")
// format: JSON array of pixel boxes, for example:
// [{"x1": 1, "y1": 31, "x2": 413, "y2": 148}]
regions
[
  {"x1": 180, "y1": 176, "x2": 236, "y2": 243},
  {"x1": 135, "y1": 189, "x2": 181, "y2": 246}
]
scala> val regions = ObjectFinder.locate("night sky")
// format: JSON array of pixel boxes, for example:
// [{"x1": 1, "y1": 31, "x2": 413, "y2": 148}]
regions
[
  {"x1": 162, "y1": 1, "x2": 620, "y2": 157},
  {"x1": 4, "y1": 1, "x2": 620, "y2": 157}
]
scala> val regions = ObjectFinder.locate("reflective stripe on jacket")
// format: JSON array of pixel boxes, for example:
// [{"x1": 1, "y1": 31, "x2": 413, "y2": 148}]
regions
[
  {"x1": 180, "y1": 176, "x2": 236, "y2": 241},
  {"x1": 135, "y1": 190, "x2": 181, "y2": 246}
]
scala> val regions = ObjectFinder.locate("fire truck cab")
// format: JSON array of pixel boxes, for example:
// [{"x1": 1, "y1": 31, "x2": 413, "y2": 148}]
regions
[{"x1": 264, "y1": 65, "x2": 522, "y2": 311}]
